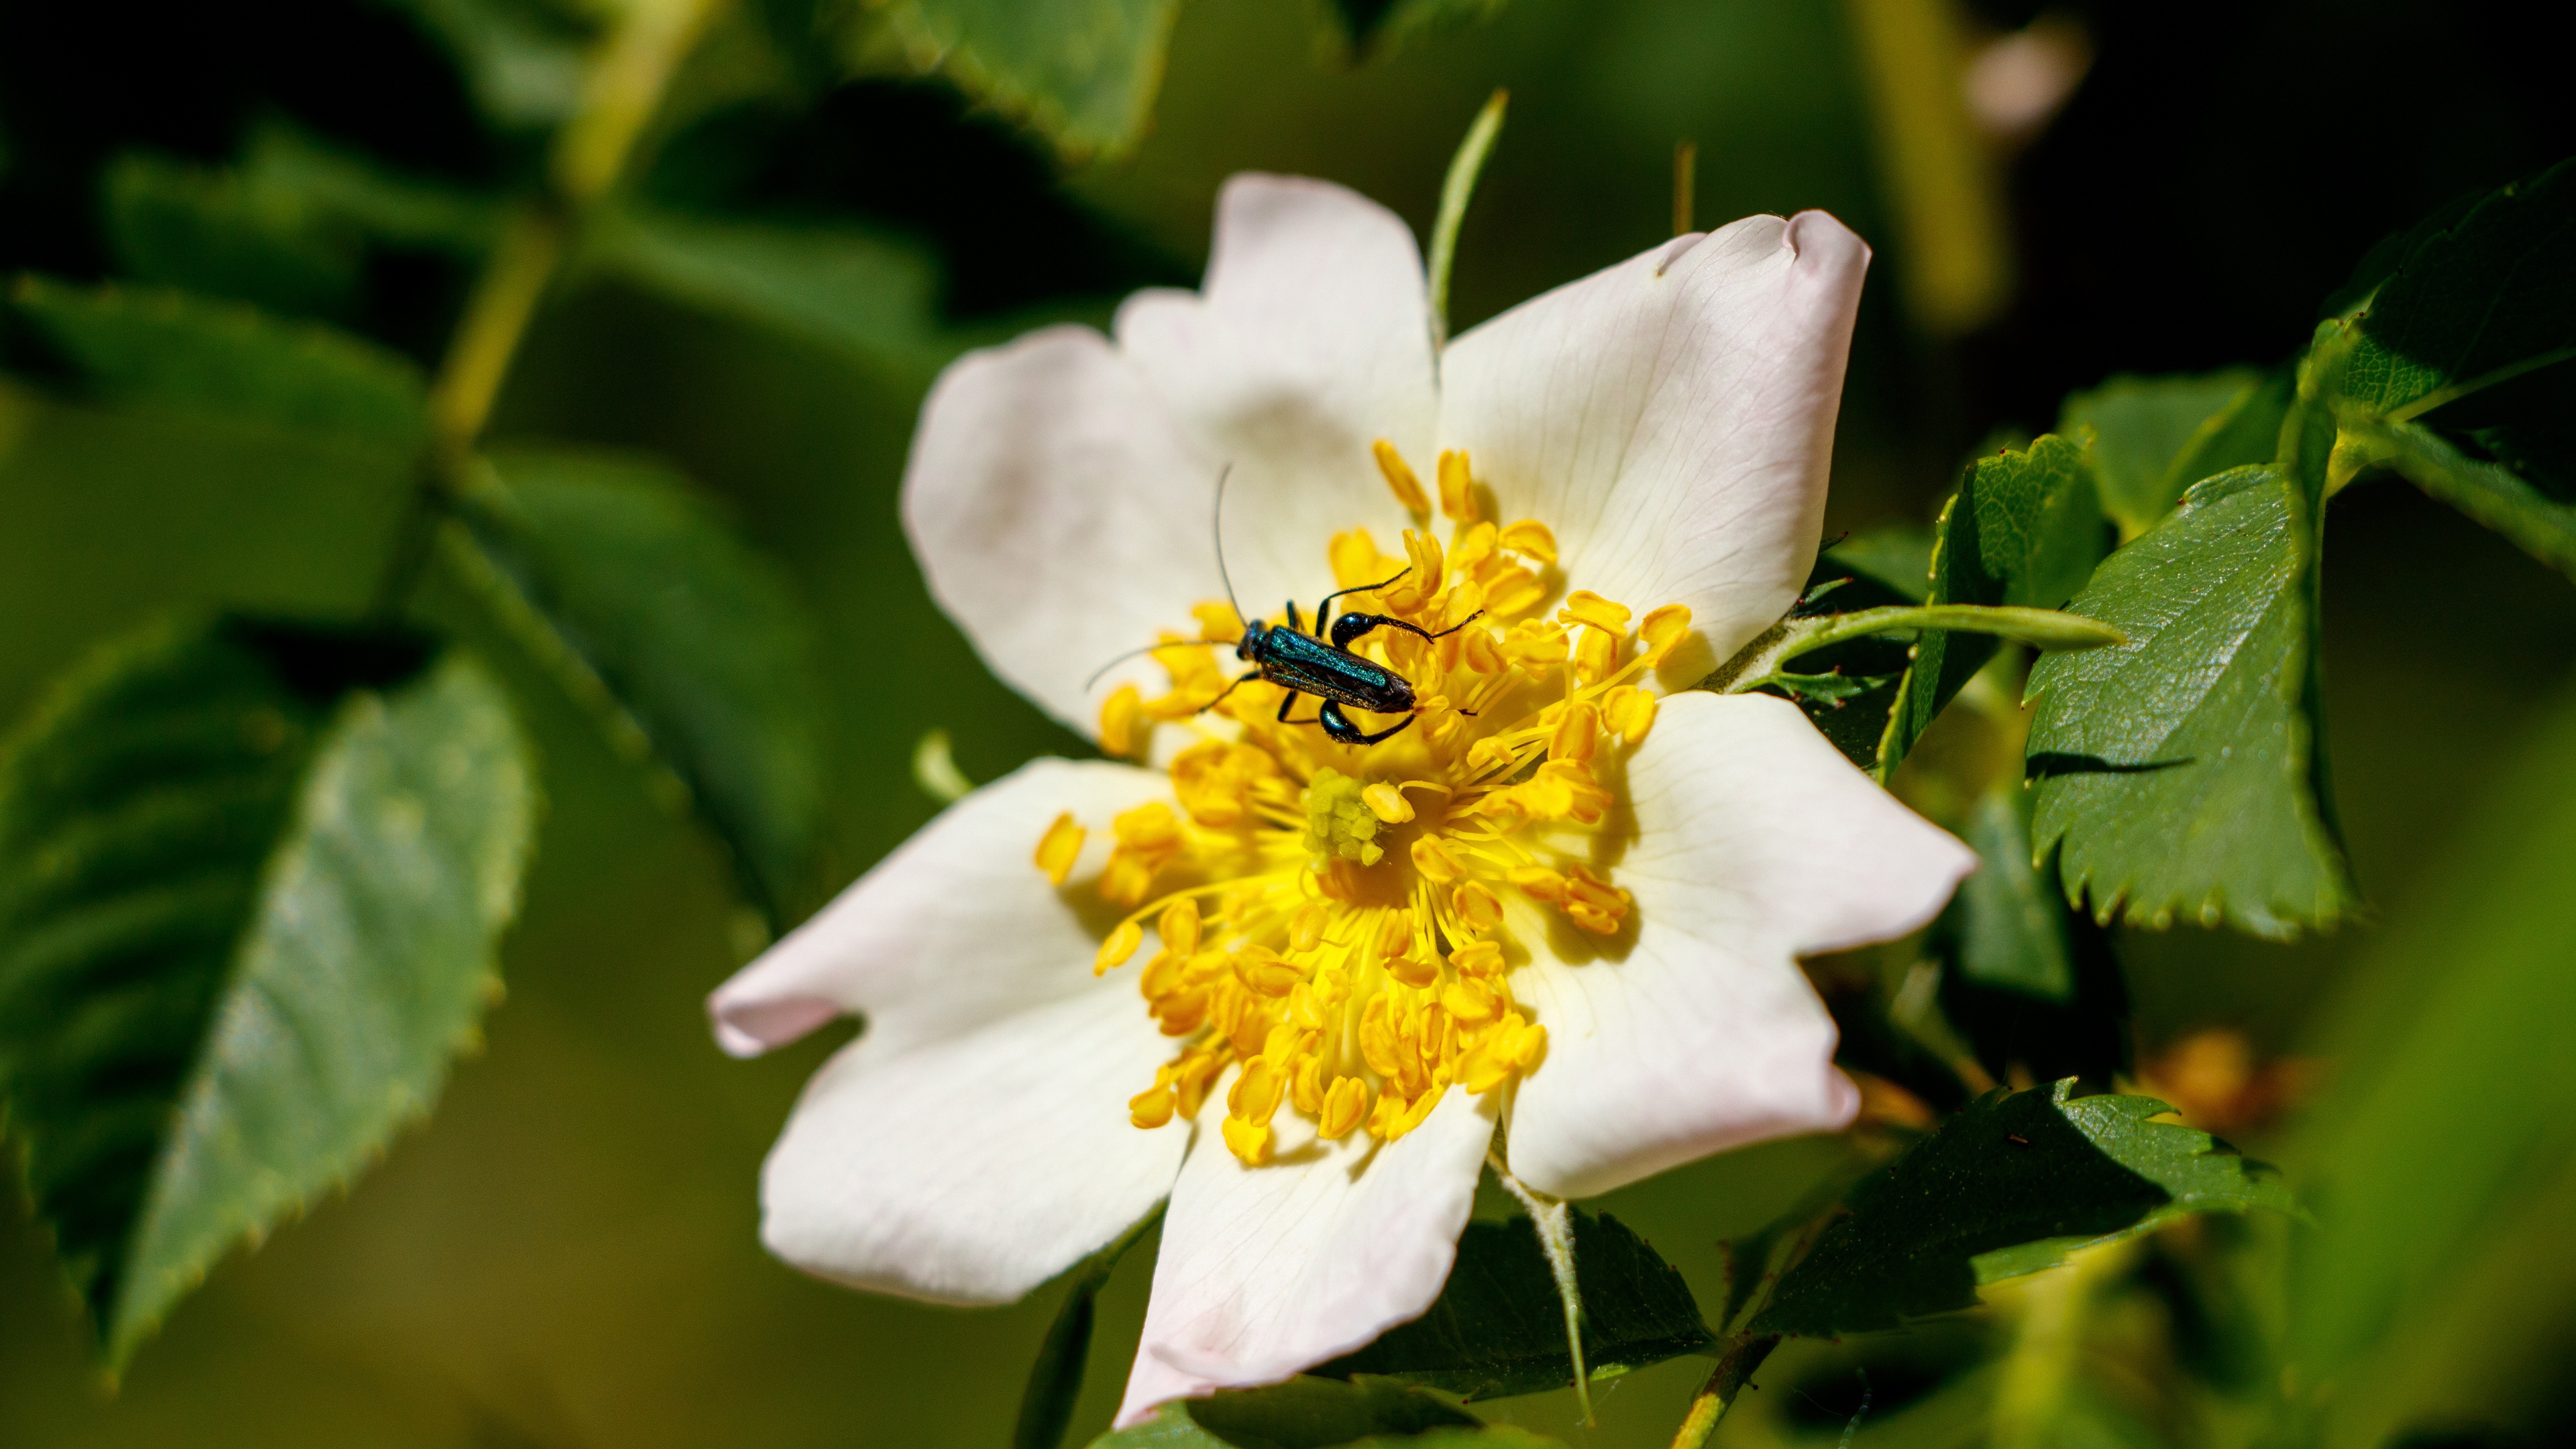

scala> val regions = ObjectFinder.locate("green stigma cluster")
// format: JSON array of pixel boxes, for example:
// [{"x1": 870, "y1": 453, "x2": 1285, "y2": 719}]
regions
[{"x1": 1302, "y1": 767, "x2": 1385, "y2": 870}]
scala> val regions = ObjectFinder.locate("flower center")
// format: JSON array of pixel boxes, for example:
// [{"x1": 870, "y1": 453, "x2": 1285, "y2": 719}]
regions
[{"x1": 1034, "y1": 441, "x2": 1690, "y2": 1165}]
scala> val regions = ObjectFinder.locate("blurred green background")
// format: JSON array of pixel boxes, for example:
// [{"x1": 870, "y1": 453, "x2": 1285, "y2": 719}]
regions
[{"x1": 4, "y1": 0, "x2": 2574, "y2": 1444}]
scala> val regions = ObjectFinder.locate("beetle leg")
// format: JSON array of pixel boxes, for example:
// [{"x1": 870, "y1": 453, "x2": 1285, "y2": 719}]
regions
[
  {"x1": 1309, "y1": 568, "x2": 1413, "y2": 638},
  {"x1": 1329, "y1": 608, "x2": 1487, "y2": 651},
  {"x1": 1197, "y1": 669, "x2": 1263, "y2": 716},
  {"x1": 1277, "y1": 688, "x2": 1315, "y2": 725},
  {"x1": 1318, "y1": 701, "x2": 1416, "y2": 746}
]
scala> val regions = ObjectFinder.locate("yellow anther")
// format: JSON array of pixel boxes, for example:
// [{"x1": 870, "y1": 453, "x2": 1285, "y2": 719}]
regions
[
  {"x1": 1497, "y1": 519, "x2": 1558, "y2": 564},
  {"x1": 1034, "y1": 812, "x2": 1085, "y2": 885},
  {"x1": 1474, "y1": 793, "x2": 1532, "y2": 833},
  {"x1": 1130, "y1": 1084, "x2": 1176, "y2": 1128},
  {"x1": 1511, "y1": 1019, "x2": 1549, "y2": 1067},
  {"x1": 1375, "y1": 439, "x2": 1431, "y2": 516},
  {"x1": 1362, "y1": 782, "x2": 1415, "y2": 824},
  {"x1": 1229, "y1": 1057, "x2": 1287, "y2": 1121},
  {"x1": 1550, "y1": 702, "x2": 1600, "y2": 763},
  {"x1": 1140, "y1": 949, "x2": 1185, "y2": 1000},
  {"x1": 1537, "y1": 759, "x2": 1612, "y2": 824},
  {"x1": 1602, "y1": 685, "x2": 1658, "y2": 743},
  {"x1": 1175, "y1": 1051, "x2": 1223, "y2": 1118},
  {"x1": 1442, "y1": 978, "x2": 1500, "y2": 1023},
  {"x1": 1450, "y1": 939, "x2": 1505, "y2": 977},
  {"x1": 1159, "y1": 898, "x2": 1203, "y2": 957},
  {"x1": 1566, "y1": 902, "x2": 1623, "y2": 934},
  {"x1": 1193, "y1": 600, "x2": 1244, "y2": 643},
  {"x1": 1558, "y1": 591, "x2": 1633, "y2": 634},
  {"x1": 1373, "y1": 911, "x2": 1414, "y2": 965},
  {"x1": 1322, "y1": 1075, "x2": 1371, "y2": 1138},
  {"x1": 1359, "y1": 999, "x2": 1402, "y2": 1077},
  {"x1": 1171, "y1": 740, "x2": 1275, "y2": 827},
  {"x1": 1114, "y1": 801, "x2": 1182, "y2": 849},
  {"x1": 1461, "y1": 1044, "x2": 1513, "y2": 1095},
  {"x1": 1288, "y1": 902, "x2": 1327, "y2": 953},
  {"x1": 1156, "y1": 987, "x2": 1209, "y2": 1034},
  {"x1": 1507, "y1": 865, "x2": 1569, "y2": 905},
  {"x1": 1398, "y1": 529, "x2": 1445, "y2": 604},
  {"x1": 1099, "y1": 686, "x2": 1144, "y2": 758},
  {"x1": 1222, "y1": 1114, "x2": 1273, "y2": 1165},
  {"x1": 1286, "y1": 982, "x2": 1325, "y2": 1030},
  {"x1": 1332, "y1": 529, "x2": 1389, "y2": 588},
  {"x1": 1502, "y1": 620, "x2": 1570, "y2": 677},
  {"x1": 1436, "y1": 449, "x2": 1479, "y2": 523},
  {"x1": 1095, "y1": 920, "x2": 1144, "y2": 975},
  {"x1": 1099, "y1": 853, "x2": 1155, "y2": 908},
  {"x1": 1411, "y1": 835, "x2": 1464, "y2": 884},
  {"x1": 1458, "y1": 626, "x2": 1505, "y2": 676},
  {"x1": 1242, "y1": 957, "x2": 1303, "y2": 998},
  {"x1": 1450, "y1": 521, "x2": 1497, "y2": 573},
  {"x1": 1574, "y1": 625, "x2": 1621, "y2": 686},
  {"x1": 1389, "y1": 952, "x2": 1441, "y2": 989},
  {"x1": 1484, "y1": 568, "x2": 1545, "y2": 617},
  {"x1": 1290, "y1": 1055, "x2": 1325, "y2": 1114},
  {"x1": 1452, "y1": 881, "x2": 1505, "y2": 936},
  {"x1": 1640, "y1": 603, "x2": 1694, "y2": 665}
]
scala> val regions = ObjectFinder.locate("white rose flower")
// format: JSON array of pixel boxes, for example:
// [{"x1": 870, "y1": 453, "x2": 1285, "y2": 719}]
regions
[{"x1": 709, "y1": 174, "x2": 1974, "y2": 1426}]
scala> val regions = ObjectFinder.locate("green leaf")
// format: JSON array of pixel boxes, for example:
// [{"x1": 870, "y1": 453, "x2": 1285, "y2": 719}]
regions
[
  {"x1": 1939, "y1": 784, "x2": 2074, "y2": 1001},
  {"x1": 2024, "y1": 466, "x2": 2355, "y2": 938},
  {"x1": 0, "y1": 617, "x2": 535, "y2": 1366},
  {"x1": 2288, "y1": 676, "x2": 2576, "y2": 1409},
  {"x1": 446, "y1": 447, "x2": 826, "y2": 924},
  {"x1": 846, "y1": 0, "x2": 1183, "y2": 159},
  {"x1": 235, "y1": 125, "x2": 503, "y2": 258},
  {"x1": 1016, "y1": 1211, "x2": 1159, "y2": 1449},
  {"x1": 1752, "y1": 1081, "x2": 2293, "y2": 1338},
  {"x1": 382, "y1": 0, "x2": 593, "y2": 128},
  {"x1": 101, "y1": 152, "x2": 364, "y2": 320},
  {"x1": 1086, "y1": 1377, "x2": 1531, "y2": 1449},
  {"x1": 2345, "y1": 413, "x2": 2576, "y2": 580},
  {"x1": 583, "y1": 206, "x2": 947, "y2": 376},
  {"x1": 9, "y1": 276, "x2": 430, "y2": 448},
  {"x1": 1823, "y1": 521, "x2": 1933, "y2": 603},
  {"x1": 1318, "y1": 1210, "x2": 1711, "y2": 1401},
  {"x1": 1880, "y1": 434, "x2": 2108, "y2": 774},
  {"x1": 2061, "y1": 368, "x2": 2288, "y2": 537}
]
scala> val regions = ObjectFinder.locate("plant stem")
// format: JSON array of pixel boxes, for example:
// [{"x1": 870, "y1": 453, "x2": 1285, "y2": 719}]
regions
[
  {"x1": 375, "y1": 0, "x2": 721, "y2": 617},
  {"x1": 1666, "y1": 1333, "x2": 1778, "y2": 1449}
]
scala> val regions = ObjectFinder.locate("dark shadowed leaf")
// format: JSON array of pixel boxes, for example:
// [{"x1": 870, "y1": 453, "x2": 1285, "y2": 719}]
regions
[
  {"x1": 1016, "y1": 1212, "x2": 1159, "y2": 1449},
  {"x1": 0, "y1": 617, "x2": 534, "y2": 1366},
  {"x1": 1086, "y1": 1377, "x2": 1554, "y2": 1449},
  {"x1": 100, "y1": 152, "x2": 364, "y2": 320},
  {"x1": 841, "y1": 0, "x2": 1183, "y2": 159},
  {"x1": 381, "y1": 0, "x2": 592, "y2": 128},
  {"x1": 8, "y1": 276, "x2": 429, "y2": 448},
  {"x1": 582, "y1": 206, "x2": 947, "y2": 376},
  {"x1": 1939, "y1": 785, "x2": 2072, "y2": 1001},
  {"x1": 2024, "y1": 466, "x2": 2353, "y2": 938},
  {"x1": 1319, "y1": 1209, "x2": 1710, "y2": 1400},
  {"x1": 1752, "y1": 1082, "x2": 2292, "y2": 1337},
  {"x1": 447, "y1": 447, "x2": 826, "y2": 924},
  {"x1": 1882, "y1": 434, "x2": 2107, "y2": 773}
]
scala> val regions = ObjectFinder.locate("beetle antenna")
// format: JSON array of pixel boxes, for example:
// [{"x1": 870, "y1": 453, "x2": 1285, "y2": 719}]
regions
[
  {"x1": 1083, "y1": 639, "x2": 1226, "y2": 692},
  {"x1": 1213, "y1": 463, "x2": 1247, "y2": 627}
]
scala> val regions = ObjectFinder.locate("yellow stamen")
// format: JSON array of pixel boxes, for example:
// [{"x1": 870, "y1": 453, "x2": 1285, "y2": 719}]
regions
[
  {"x1": 1437, "y1": 449, "x2": 1479, "y2": 523},
  {"x1": 1374, "y1": 440, "x2": 1431, "y2": 516},
  {"x1": 1096, "y1": 920, "x2": 1144, "y2": 975},
  {"x1": 1363, "y1": 782, "x2": 1415, "y2": 824},
  {"x1": 1035, "y1": 812, "x2": 1085, "y2": 885},
  {"x1": 1497, "y1": 519, "x2": 1558, "y2": 563}
]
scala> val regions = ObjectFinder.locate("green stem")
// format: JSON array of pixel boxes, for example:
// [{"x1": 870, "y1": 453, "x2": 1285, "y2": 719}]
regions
[
  {"x1": 1489, "y1": 1152, "x2": 1591, "y2": 1424},
  {"x1": 375, "y1": 0, "x2": 721, "y2": 618},
  {"x1": 1666, "y1": 1334, "x2": 1778, "y2": 1449},
  {"x1": 1428, "y1": 90, "x2": 1508, "y2": 350}
]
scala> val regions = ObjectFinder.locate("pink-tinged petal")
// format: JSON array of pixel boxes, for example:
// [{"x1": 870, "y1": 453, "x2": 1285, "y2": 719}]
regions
[
  {"x1": 708, "y1": 757, "x2": 1169, "y2": 1061},
  {"x1": 1116, "y1": 1083, "x2": 1497, "y2": 1425},
  {"x1": 1438, "y1": 212, "x2": 1872, "y2": 686},
  {"x1": 1505, "y1": 692, "x2": 1973, "y2": 1199},
  {"x1": 1115, "y1": 174, "x2": 1436, "y2": 620},
  {"x1": 761, "y1": 984, "x2": 1187, "y2": 1304},
  {"x1": 902, "y1": 326, "x2": 1233, "y2": 738}
]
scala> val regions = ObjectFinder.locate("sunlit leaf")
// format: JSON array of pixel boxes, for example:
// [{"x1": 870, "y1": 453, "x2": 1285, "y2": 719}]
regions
[
  {"x1": 445, "y1": 447, "x2": 827, "y2": 924},
  {"x1": 1320, "y1": 1209, "x2": 1711, "y2": 1401},
  {"x1": 1752, "y1": 1081, "x2": 2293, "y2": 1337},
  {"x1": 2061, "y1": 368, "x2": 2284, "y2": 537},
  {"x1": 0, "y1": 618, "x2": 534, "y2": 1366},
  {"x1": 1882, "y1": 433, "x2": 2107, "y2": 773},
  {"x1": 8, "y1": 276, "x2": 430, "y2": 447},
  {"x1": 2023, "y1": 466, "x2": 2354, "y2": 938}
]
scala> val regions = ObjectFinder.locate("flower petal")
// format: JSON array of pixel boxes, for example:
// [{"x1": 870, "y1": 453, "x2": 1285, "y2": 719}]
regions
[
  {"x1": 1115, "y1": 174, "x2": 1436, "y2": 621},
  {"x1": 708, "y1": 757, "x2": 1169, "y2": 1060},
  {"x1": 902, "y1": 325, "x2": 1234, "y2": 737},
  {"x1": 1438, "y1": 212, "x2": 1872, "y2": 686},
  {"x1": 1116, "y1": 1082, "x2": 1496, "y2": 1425},
  {"x1": 761, "y1": 983, "x2": 1187, "y2": 1304},
  {"x1": 1505, "y1": 692, "x2": 1973, "y2": 1199}
]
